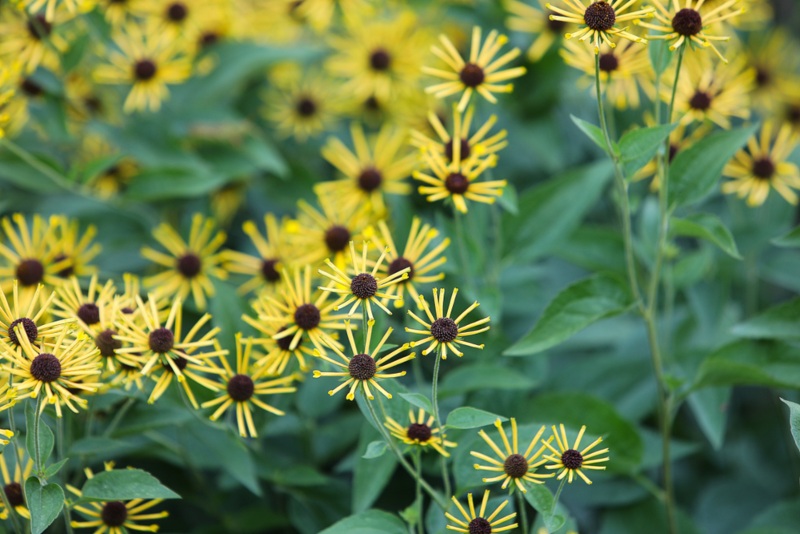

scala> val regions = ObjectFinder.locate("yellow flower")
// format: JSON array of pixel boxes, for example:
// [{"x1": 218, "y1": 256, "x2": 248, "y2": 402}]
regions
[
  {"x1": 504, "y1": 0, "x2": 571, "y2": 61},
  {"x1": 0, "y1": 448, "x2": 34, "y2": 519},
  {"x1": 411, "y1": 104, "x2": 508, "y2": 164},
  {"x1": 97, "y1": 0, "x2": 133, "y2": 26},
  {"x1": 0, "y1": 62, "x2": 20, "y2": 138},
  {"x1": 0, "y1": 282, "x2": 74, "y2": 355},
  {"x1": 471, "y1": 418, "x2": 554, "y2": 493},
  {"x1": 385, "y1": 408, "x2": 457, "y2": 457},
  {"x1": 0, "y1": 9, "x2": 72, "y2": 74},
  {"x1": 542, "y1": 424, "x2": 610, "y2": 484},
  {"x1": 318, "y1": 123, "x2": 416, "y2": 217},
  {"x1": 561, "y1": 39, "x2": 655, "y2": 109},
  {"x1": 68, "y1": 463, "x2": 169, "y2": 533},
  {"x1": 196, "y1": 334, "x2": 297, "y2": 438},
  {"x1": 13, "y1": 0, "x2": 94, "y2": 22},
  {"x1": 50, "y1": 215, "x2": 101, "y2": 280},
  {"x1": 745, "y1": 30, "x2": 800, "y2": 116},
  {"x1": 635, "y1": 0, "x2": 743, "y2": 62},
  {"x1": 367, "y1": 218, "x2": 449, "y2": 309},
  {"x1": 244, "y1": 264, "x2": 348, "y2": 356},
  {"x1": 413, "y1": 145, "x2": 505, "y2": 214},
  {"x1": 94, "y1": 20, "x2": 192, "y2": 113},
  {"x1": 671, "y1": 53, "x2": 753, "y2": 129},
  {"x1": 424, "y1": 26, "x2": 527, "y2": 112},
  {"x1": 264, "y1": 72, "x2": 341, "y2": 141},
  {"x1": 0, "y1": 214, "x2": 70, "y2": 295},
  {"x1": 114, "y1": 295, "x2": 226, "y2": 407},
  {"x1": 722, "y1": 122, "x2": 800, "y2": 207},
  {"x1": 133, "y1": 0, "x2": 225, "y2": 41},
  {"x1": 141, "y1": 213, "x2": 228, "y2": 311},
  {"x1": 7, "y1": 324, "x2": 102, "y2": 416},
  {"x1": 406, "y1": 288, "x2": 490, "y2": 359},
  {"x1": 318, "y1": 241, "x2": 410, "y2": 324},
  {"x1": 312, "y1": 320, "x2": 414, "y2": 401},
  {"x1": 224, "y1": 214, "x2": 289, "y2": 297},
  {"x1": 445, "y1": 490, "x2": 518, "y2": 533},
  {"x1": 546, "y1": 0, "x2": 653, "y2": 53}
]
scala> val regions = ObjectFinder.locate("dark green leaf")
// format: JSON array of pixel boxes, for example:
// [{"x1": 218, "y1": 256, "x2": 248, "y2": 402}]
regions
[
  {"x1": 686, "y1": 387, "x2": 731, "y2": 450},
  {"x1": 25, "y1": 478, "x2": 64, "y2": 534},
  {"x1": 445, "y1": 407, "x2": 506, "y2": 429},
  {"x1": 439, "y1": 363, "x2": 536, "y2": 396},
  {"x1": 731, "y1": 298, "x2": 800, "y2": 341},
  {"x1": 670, "y1": 213, "x2": 742, "y2": 259},
  {"x1": 779, "y1": 398, "x2": 800, "y2": 455},
  {"x1": 25, "y1": 402, "x2": 54, "y2": 469},
  {"x1": 80, "y1": 468, "x2": 181, "y2": 501},
  {"x1": 353, "y1": 426, "x2": 396, "y2": 512},
  {"x1": 43, "y1": 458, "x2": 69, "y2": 479},
  {"x1": 619, "y1": 123, "x2": 677, "y2": 178},
  {"x1": 668, "y1": 125, "x2": 757, "y2": 209},
  {"x1": 504, "y1": 274, "x2": 633, "y2": 356},
  {"x1": 694, "y1": 340, "x2": 800, "y2": 390},
  {"x1": 398, "y1": 393, "x2": 434, "y2": 415},
  {"x1": 319, "y1": 509, "x2": 407, "y2": 534}
]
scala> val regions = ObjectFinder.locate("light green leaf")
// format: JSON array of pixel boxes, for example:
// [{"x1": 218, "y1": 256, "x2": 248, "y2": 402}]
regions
[
  {"x1": 668, "y1": 125, "x2": 757, "y2": 209},
  {"x1": 731, "y1": 298, "x2": 800, "y2": 341},
  {"x1": 398, "y1": 393, "x2": 434, "y2": 415},
  {"x1": 80, "y1": 468, "x2": 181, "y2": 501},
  {"x1": 319, "y1": 509, "x2": 407, "y2": 534},
  {"x1": 25, "y1": 402, "x2": 54, "y2": 469},
  {"x1": 25, "y1": 478, "x2": 64, "y2": 534},
  {"x1": 445, "y1": 407, "x2": 506, "y2": 429},
  {"x1": 362, "y1": 441, "x2": 388, "y2": 460},
  {"x1": 649, "y1": 39, "x2": 672, "y2": 74},
  {"x1": 353, "y1": 426, "x2": 396, "y2": 512},
  {"x1": 618, "y1": 123, "x2": 677, "y2": 178},
  {"x1": 779, "y1": 398, "x2": 800, "y2": 455},
  {"x1": 496, "y1": 182, "x2": 518, "y2": 214},
  {"x1": 670, "y1": 213, "x2": 742, "y2": 259},
  {"x1": 570, "y1": 115, "x2": 615, "y2": 153},
  {"x1": 439, "y1": 363, "x2": 536, "y2": 396},
  {"x1": 43, "y1": 458, "x2": 70, "y2": 479},
  {"x1": 523, "y1": 484, "x2": 566, "y2": 533},
  {"x1": 504, "y1": 274, "x2": 633, "y2": 356},
  {"x1": 772, "y1": 226, "x2": 800, "y2": 248}
]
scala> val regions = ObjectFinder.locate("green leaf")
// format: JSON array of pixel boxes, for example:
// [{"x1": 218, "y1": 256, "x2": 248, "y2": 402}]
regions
[
  {"x1": 668, "y1": 125, "x2": 757, "y2": 209},
  {"x1": 188, "y1": 425, "x2": 261, "y2": 496},
  {"x1": 25, "y1": 402, "x2": 54, "y2": 469},
  {"x1": 523, "y1": 484, "x2": 566, "y2": 533},
  {"x1": 398, "y1": 393, "x2": 434, "y2": 415},
  {"x1": 504, "y1": 274, "x2": 633, "y2": 356},
  {"x1": 209, "y1": 279, "x2": 250, "y2": 355},
  {"x1": 779, "y1": 398, "x2": 800, "y2": 455},
  {"x1": 362, "y1": 441, "x2": 388, "y2": 459},
  {"x1": 25, "y1": 478, "x2": 64, "y2": 534},
  {"x1": 353, "y1": 426, "x2": 396, "y2": 512},
  {"x1": 80, "y1": 468, "x2": 181, "y2": 501},
  {"x1": 618, "y1": 123, "x2": 677, "y2": 178},
  {"x1": 694, "y1": 340, "x2": 800, "y2": 390},
  {"x1": 319, "y1": 509, "x2": 407, "y2": 534},
  {"x1": 570, "y1": 115, "x2": 615, "y2": 153},
  {"x1": 0, "y1": 147, "x2": 69, "y2": 194},
  {"x1": 649, "y1": 39, "x2": 672, "y2": 74},
  {"x1": 686, "y1": 387, "x2": 731, "y2": 450},
  {"x1": 731, "y1": 298, "x2": 800, "y2": 341},
  {"x1": 124, "y1": 166, "x2": 228, "y2": 200},
  {"x1": 670, "y1": 213, "x2": 742, "y2": 259},
  {"x1": 43, "y1": 458, "x2": 69, "y2": 479},
  {"x1": 445, "y1": 407, "x2": 506, "y2": 429},
  {"x1": 772, "y1": 226, "x2": 800, "y2": 248},
  {"x1": 503, "y1": 160, "x2": 613, "y2": 262},
  {"x1": 439, "y1": 363, "x2": 536, "y2": 396},
  {"x1": 496, "y1": 182, "x2": 518, "y2": 214}
]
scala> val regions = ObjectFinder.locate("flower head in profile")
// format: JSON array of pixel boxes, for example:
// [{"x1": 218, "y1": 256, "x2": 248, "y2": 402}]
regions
[
  {"x1": 723, "y1": 122, "x2": 800, "y2": 207},
  {"x1": 445, "y1": 490, "x2": 518, "y2": 534},
  {"x1": 196, "y1": 335, "x2": 297, "y2": 438},
  {"x1": 541, "y1": 424, "x2": 610, "y2": 484},
  {"x1": 406, "y1": 288, "x2": 490, "y2": 359},
  {"x1": 636, "y1": 0, "x2": 744, "y2": 62},
  {"x1": 312, "y1": 321, "x2": 414, "y2": 401},
  {"x1": 546, "y1": 0, "x2": 653, "y2": 53},
  {"x1": 424, "y1": 26, "x2": 526, "y2": 112},
  {"x1": 504, "y1": 0, "x2": 572, "y2": 62},
  {"x1": 318, "y1": 241, "x2": 410, "y2": 323},
  {"x1": 141, "y1": 213, "x2": 228, "y2": 311},
  {"x1": 472, "y1": 419, "x2": 554, "y2": 493},
  {"x1": 385, "y1": 408, "x2": 457, "y2": 457},
  {"x1": 68, "y1": 463, "x2": 169, "y2": 533}
]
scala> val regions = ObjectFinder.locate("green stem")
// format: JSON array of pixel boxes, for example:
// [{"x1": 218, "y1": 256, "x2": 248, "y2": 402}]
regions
[
  {"x1": 551, "y1": 478, "x2": 567, "y2": 515},
  {"x1": 0, "y1": 139, "x2": 73, "y2": 193},
  {"x1": 102, "y1": 397, "x2": 137, "y2": 438},
  {"x1": 63, "y1": 506, "x2": 75, "y2": 534},
  {"x1": 516, "y1": 490, "x2": 529, "y2": 534},
  {"x1": 413, "y1": 450, "x2": 424, "y2": 534},
  {"x1": 0, "y1": 477, "x2": 23, "y2": 534},
  {"x1": 430, "y1": 347, "x2": 451, "y2": 500},
  {"x1": 367, "y1": 397, "x2": 448, "y2": 510},
  {"x1": 33, "y1": 394, "x2": 44, "y2": 478}
]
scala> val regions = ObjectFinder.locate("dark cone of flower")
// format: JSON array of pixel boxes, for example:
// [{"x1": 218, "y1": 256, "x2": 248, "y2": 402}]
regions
[
  {"x1": 752, "y1": 157, "x2": 775, "y2": 180},
  {"x1": 583, "y1": 1, "x2": 616, "y2": 31},
  {"x1": 16, "y1": 259, "x2": 44, "y2": 286},
  {"x1": 445, "y1": 173, "x2": 470, "y2": 194},
  {"x1": 350, "y1": 273, "x2": 378, "y2": 299},
  {"x1": 277, "y1": 325, "x2": 301, "y2": 350},
  {"x1": 689, "y1": 90, "x2": 712, "y2": 111},
  {"x1": 348, "y1": 353, "x2": 376, "y2": 380},
  {"x1": 177, "y1": 253, "x2": 202, "y2": 278},
  {"x1": 388, "y1": 257, "x2": 414, "y2": 280},
  {"x1": 261, "y1": 258, "x2": 280, "y2": 282},
  {"x1": 358, "y1": 168, "x2": 383, "y2": 192},
  {"x1": 671, "y1": 8, "x2": 702, "y2": 36},
  {"x1": 445, "y1": 138, "x2": 471, "y2": 161},
  {"x1": 504, "y1": 453, "x2": 529, "y2": 478},
  {"x1": 561, "y1": 448, "x2": 584, "y2": 469},
  {"x1": 8, "y1": 317, "x2": 37, "y2": 346},
  {"x1": 134, "y1": 60, "x2": 158, "y2": 81},
  {"x1": 296, "y1": 97, "x2": 317, "y2": 117},
  {"x1": 468, "y1": 517, "x2": 492, "y2": 534},
  {"x1": 101, "y1": 501, "x2": 128, "y2": 527},
  {"x1": 167, "y1": 1, "x2": 188, "y2": 21},
  {"x1": 406, "y1": 423, "x2": 432, "y2": 442},
  {"x1": 369, "y1": 49, "x2": 392, "y2": 71},
  {"x1": 21, "y1": 78, "x2": 44, "y2": 97},
  {"x1": 598, "y1": 52, "x2": 619, "y2": 72},
  {"x1": 324, "y1": 225, "x2": 351, "y2": 253},
  {"x1": 149, "y1": 327, "x2": 175, "y2": 353},
  {"x1": 4, "y1": 482, "x2": 24, "y2": 507},
  {"x1": 30, "y1": 353, "x2": 61, "y2": 382},
  {"x1": 294, "y1": 304, "x2": 321, "y2": 330},
  {"x1": 54, "y1": 253, "x2": 73, "y2": 278},
  {"x1": 27, "y1": 15, "x2": 52, "y2": 39},
  {"x1": 96, "y1": 329, "x2": 122, "y2": 357},
  {"x1": 227, "y1": 374, "x2": 255, "y2": 401},
  {"x1": 547, "y1": 15, "x2": 567, "y2": 31},
  {"x1": 78, "y1": 303, "x2": 101, "y2": 325},
  {"x1": 431, "y1": 317, "x2": 458, "y2": 343},
  {"x1": 163, "y1": 356, "x2": 188, "y2": 373},
  {"x1": 459, "y1": 63, "x2": 486, "y2": 87}
]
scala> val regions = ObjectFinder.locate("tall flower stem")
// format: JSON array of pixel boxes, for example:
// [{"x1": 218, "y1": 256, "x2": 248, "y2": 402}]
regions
[
  {"x1": 367, "y1": 397, "x2": 448, "y2": 510},
  {"x1": 516, "y1": 490, "x2": 529, "y2": 534},
  {"x1": 33, "y1": 394, "x2": 44, "y2": 478},
  {"x1": 430, "y1": 346, "x2": 451, "y2": 500},
  {"x1": 413, "y1": 450, "x2": 425, "y2": 534},
  {"x1": 551, "y1": 478, "x2": 567, "y2": 515}
]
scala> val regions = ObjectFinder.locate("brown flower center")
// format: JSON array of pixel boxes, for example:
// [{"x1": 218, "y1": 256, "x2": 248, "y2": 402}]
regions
[
  {"x1": 459, "y1": 63, "x2": 486, "y2": 88},
  {"x1": 406, "y1": 423, "x2": 432, "y2": 442},
  {"x1": 30, "y1": 353, "x2": 61, "y2": 382},
  {"x1": 177, "y1": 253, "x2": 202, "y2": 278},
  {"x1": 348, "y1": 353, "x2": 377, "y2": 380},
  {"x1": 324, "y1": 225, "x2": 350, "y2": 253},
  {"x1": 689, "y1": 90, "x2": 712, "y2": 111},
  {"x1": 445, "y1": 173, "x2": 470, "y2": 194},
  {"x1": 388, "y1": 257, "x2": 414, "y2": 280},
  {"x1": 166, "y1": 2, "x2": 188, "y2": 21},
  {"x1": 148, "y1": 327, "x2": 174, "y2": 353},
  {"x1": 671, "y1": 8, "x2": 702, "y2": 36},
  {"x1": 261, "y1": 258, "x2": 280, "y2": 282},
  {"x1": 503, "y1": 453, "x2": 529, "y2": 478},
  {"x1": 227, "y1": 374, "x2": 255, "y2": 401},
  {"x1": 431, "y1": 317, "x2": 458, "y2": 343},
  {"x1": 468, "y1": 517, "x2": 492, "y2": 534},
  {"x1": 134, "y1": 60, "x2": 158, "y2": 81},
  {"x1": 95, "y1": 329, "x2": 122, "y2": 357},
  {"x1": 350, "y1": 273, "x2": 378, "y2": 299},
  {"x1": 598, "y1": 52, "x2": 618, "y2": 72},
  {"x1": 369, "y1": 48, "x2": 392, "y2": 71},
  {"x1": 77, "y1": 303, "x2": 100, "y2": 325},
  {"x1": 296, "y1": 96, "x2": 317, "y2": 117},
  {"x1": 101, "y1": 501, "x2": 128, "y2": 527},
  {"x1": 16, "y1": 259, "x2": 44, "y2": 286},
  {"x1": 561, "y1": 448, "x2": 584, "y2": 469},
  {"x1": 444, "y1": 138, "x2": 471, "y2": 161},
  {"x1": 583, "y1": 1, "x2": 616, "y2": 32},
  {"x1": 752, "y1": 157, "x2": 775, "y2": 180},
  {"x1": 8, "y1": 317, "x2": 37, "y2": 346},
  {"x1": 358, "y1": 167, "x2": 383, "y2": 192},
  {"x1": 294, "y1": 304, "x2": 321, "y2": 330}
]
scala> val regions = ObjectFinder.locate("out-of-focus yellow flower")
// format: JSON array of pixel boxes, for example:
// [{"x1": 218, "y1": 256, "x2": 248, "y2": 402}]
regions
[
  {"x1": 504, "y1": 0, "x2": 572, "y2": 61},
  {"x1": 546, "y1": 0, "x2": 652, "y2": 53},
  {"x1": 0, "y1": 9, "x2": 72, "y2": 73},
  {"x1": 134, "y1": 0, "x2": 225, "y2": 41},
  {"x1": 744, "y1": 30, "x2": 800, "y2": 116},
  {"x1": 0, "y1": 62, "x2": 20, "y2": 138},
  {"x1": 13, "y1": 0, "x2": 95, "y2": 22},
  {"x1": 50, "y1": 215, "x2": 101, "y2": 280},
  {"x1": 0, "y1": 214, "x2": 70, "y2": 295},
  {"x1": 264, "y1": 73, "x2": 341, "y2": 141},
  {"x1": 0, "y1": 448, "x2": 34, "y2": 519}
]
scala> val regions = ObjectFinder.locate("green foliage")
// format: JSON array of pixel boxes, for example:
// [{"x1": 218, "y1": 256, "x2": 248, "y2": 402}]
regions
[
  {"x1": 731, "y1": 298, "x2": 800, "y2": 341},
  {"x1": 445, "y1": 407, "x2": 506, "y2": 429},
  {"x1": 618, "y1": 123, "x2": 677, "y2": 178},
  {"x1": 79, "y1": 468, "x2": 181, "y2": 501},
  {"x1": 523, "y1": 484, "x2": 566, "y2": 533},
  {"x1": 319, "y1": 509, "x2": 407, "y2": 534},
  {"x1": 25, "y1": 477, "x2": 64, "y2": 534},
  {"x1": 670, "y1": 213, "x2": 741, "y2": 259},
  {"x1": 779, "y1": 398, "x2": 800, "y2": 455}
]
